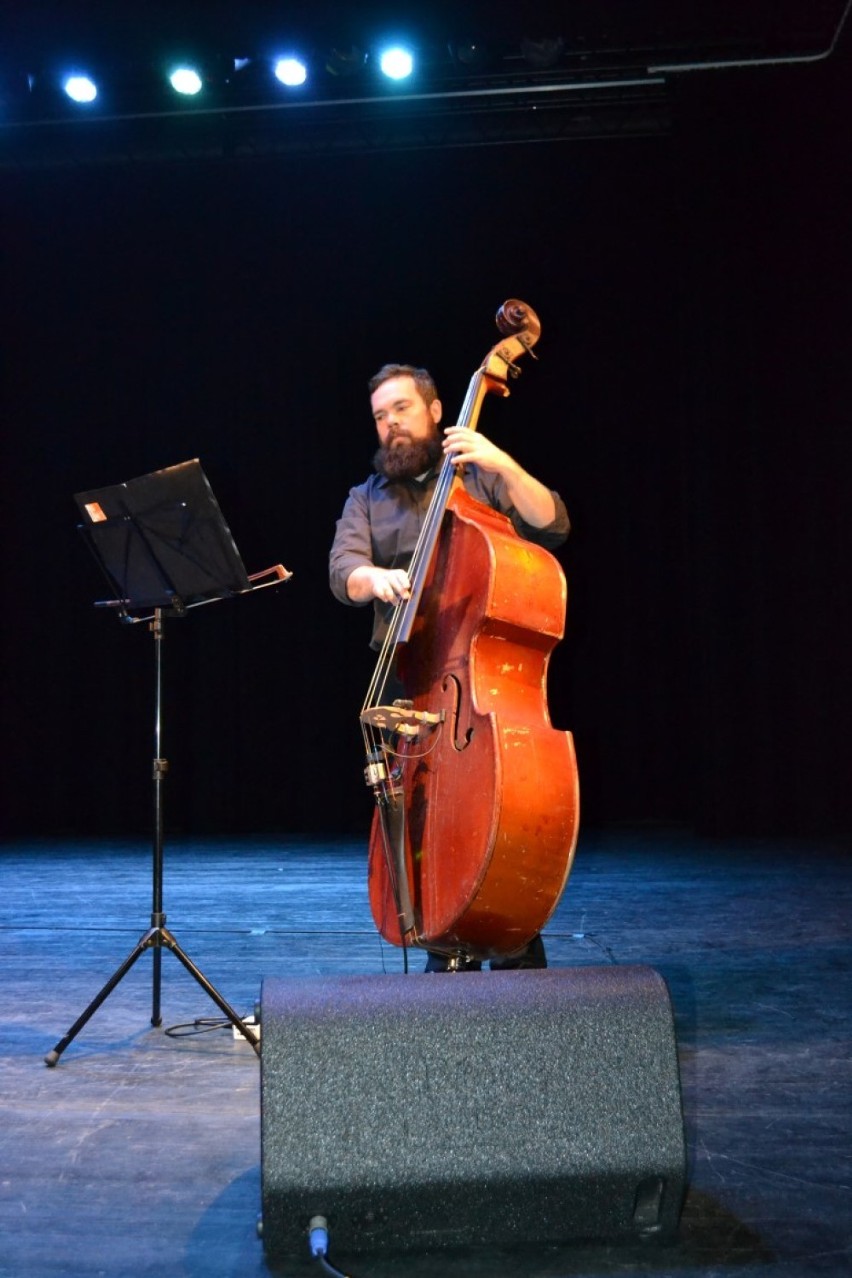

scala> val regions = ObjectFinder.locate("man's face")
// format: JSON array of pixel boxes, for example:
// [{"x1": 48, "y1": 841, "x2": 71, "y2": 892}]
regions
[{"x1": 370, "y1": 376, "x2": 442, "y2": 448}]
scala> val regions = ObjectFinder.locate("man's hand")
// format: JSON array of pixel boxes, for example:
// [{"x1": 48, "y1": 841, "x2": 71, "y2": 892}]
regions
[
  {"x1": 442, "y1": 426, "x2": 557, "y2": 529},
  {"x1": 346, "y1": 565, "x2": 412, "y2": 604},
  {"x1": 442, "y1": 426, "x2": 509, "y2": 474}
]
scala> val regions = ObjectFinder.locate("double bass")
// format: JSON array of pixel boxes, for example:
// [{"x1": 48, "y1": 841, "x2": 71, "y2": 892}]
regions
[{"x1": 360, "y1": 300, "x2": 579, "y2": 964}]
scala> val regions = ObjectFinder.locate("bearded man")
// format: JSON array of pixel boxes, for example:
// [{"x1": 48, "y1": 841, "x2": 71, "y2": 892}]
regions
[{"x1": 328, "y1": 362, "x2": 570, "y2": 971}]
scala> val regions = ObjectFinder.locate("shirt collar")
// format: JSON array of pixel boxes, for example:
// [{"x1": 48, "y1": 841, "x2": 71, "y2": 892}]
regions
[{"x1": 374, "y1": 465, "x2": 440, "y2": 489}]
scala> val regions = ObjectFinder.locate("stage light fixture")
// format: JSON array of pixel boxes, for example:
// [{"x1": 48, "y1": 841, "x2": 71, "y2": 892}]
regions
[
  {"x1": 378, "y1": 46, "x2": 414, "y2": 81},
  {"x1": 169, "y1": 67, "x2": 203, "y2": 96},
  {"x1": 325, "y1": 45, "x2": 367, "y2": 77},
  {"x1": 520, "y1": 36, "x2": 566, "y2": 69},
  {"x1": 273, "y1": 57, "x2": 308, "y2": 88},
  {"x1": 448, "y1": 40, "x2": 493, "y2": 70},
  {"x1": 63, "y1": 74, "x2": 98, "y2": 104}
]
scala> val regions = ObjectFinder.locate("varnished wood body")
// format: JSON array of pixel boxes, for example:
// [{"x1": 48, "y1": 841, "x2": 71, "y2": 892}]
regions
[{"x1": 368, "y1": 487, "x2": 580, "y2": 958}]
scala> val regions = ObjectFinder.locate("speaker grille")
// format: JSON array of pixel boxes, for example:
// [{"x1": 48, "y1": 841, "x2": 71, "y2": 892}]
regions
[{"x1": 260, "y1": 965, "x2": 686, "y2": 1266}]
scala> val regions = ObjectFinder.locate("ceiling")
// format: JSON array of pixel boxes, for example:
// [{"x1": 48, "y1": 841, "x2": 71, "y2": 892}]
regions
[{"x1": 2, "y1": 0, "x2": 850, "y2": 167}]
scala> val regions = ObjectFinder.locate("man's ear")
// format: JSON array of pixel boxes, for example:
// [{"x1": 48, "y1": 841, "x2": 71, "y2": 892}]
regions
[{"x1": 430, "y1": 398, "x2": 442, "y2": 426}]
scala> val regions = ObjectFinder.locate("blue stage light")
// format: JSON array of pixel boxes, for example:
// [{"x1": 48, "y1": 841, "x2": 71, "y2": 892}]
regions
[
  {"x1": 273, "y1": 57, "x2": 308, "y2": 88},
  {"x1": 169, "y1": 67, "x2": 203, "y2": 96},
  {"x1": 63, "y1": 75, "x2": 98, "y2": 104},
  {"x1": 378, "y1": 47, "x2": 414, "y2": 80}
]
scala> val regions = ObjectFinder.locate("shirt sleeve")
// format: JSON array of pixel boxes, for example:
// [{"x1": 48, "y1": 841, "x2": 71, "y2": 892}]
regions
[
  {"x1": 328, "y1": 482, "x2": 374, "y2": 607},
  {"x1": 512, "y1": 489, "x2": 570, "y2": 549},
  {"x1": 463, "y1": 468, "x2": 571, "y2": 550}
]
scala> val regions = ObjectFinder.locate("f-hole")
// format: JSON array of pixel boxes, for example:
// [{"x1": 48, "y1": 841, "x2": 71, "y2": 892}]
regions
[{"x1": 443, "y1": 673, "x2": 473, "y2": 752}]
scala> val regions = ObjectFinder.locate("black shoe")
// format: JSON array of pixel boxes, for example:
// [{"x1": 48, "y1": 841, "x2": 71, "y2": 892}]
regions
[
  {"x1": 489, "y1": 934, "x2": 547, "y2": 971},
  {"x1": 424, "y1": 951, "x2": 482, "y2": 973}
]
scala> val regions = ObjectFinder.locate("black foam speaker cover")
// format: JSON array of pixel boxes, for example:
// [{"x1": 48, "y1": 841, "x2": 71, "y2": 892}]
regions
[{"x1": 260, "y1": 965, "x2": 686, "y2": 1268}]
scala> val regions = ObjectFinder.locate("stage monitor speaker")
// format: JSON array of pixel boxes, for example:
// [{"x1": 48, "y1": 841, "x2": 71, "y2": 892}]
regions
[{"x1": 259, "y1": 965, "x2": 686, "y2": 1270}]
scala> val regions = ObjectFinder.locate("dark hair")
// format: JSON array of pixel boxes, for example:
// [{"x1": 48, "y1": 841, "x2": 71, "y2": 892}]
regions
[{"x1": 368, "y1": 363, "x2": 438, "y2": 408}]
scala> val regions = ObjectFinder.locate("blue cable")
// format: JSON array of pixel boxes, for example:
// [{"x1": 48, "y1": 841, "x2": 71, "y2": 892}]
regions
[
  {"x1": 307, "y1": 1215, "x2": 354, "y2": 1278},
  {"x1": 308, "y1": 1216, "x2": 329, "y2": 1258}
]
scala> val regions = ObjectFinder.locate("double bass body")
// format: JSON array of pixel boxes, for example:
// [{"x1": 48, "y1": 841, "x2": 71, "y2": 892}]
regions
[{"x1": 367, "y1": 484, "x2": 580, "y2": 960}]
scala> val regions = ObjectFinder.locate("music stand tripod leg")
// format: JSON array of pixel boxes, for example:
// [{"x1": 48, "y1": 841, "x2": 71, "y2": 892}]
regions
[
  {"x1": 44, "y1": 928, "x2": 158, "y2": 1067},
  {"x1": 158, "y1": 926, "x2": 260, "y2": 1053},
  {"x1": 44, "y1": 925, "x2": 260, "y2": 1066}
]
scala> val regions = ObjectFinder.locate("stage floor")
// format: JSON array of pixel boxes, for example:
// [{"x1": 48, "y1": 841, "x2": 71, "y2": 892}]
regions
[{"x1": 0, "y1": 828, "x2": 849, "y2": 1277}]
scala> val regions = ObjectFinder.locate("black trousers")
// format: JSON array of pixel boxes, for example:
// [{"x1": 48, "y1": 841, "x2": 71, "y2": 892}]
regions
[{"x1": 424, "y1": 934, "x2": 547, "y2": 972}]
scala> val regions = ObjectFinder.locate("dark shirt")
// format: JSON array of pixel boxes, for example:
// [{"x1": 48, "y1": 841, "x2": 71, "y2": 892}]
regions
[{"x1": 329, "y1": 464, "x2": 570, "y2": 647}]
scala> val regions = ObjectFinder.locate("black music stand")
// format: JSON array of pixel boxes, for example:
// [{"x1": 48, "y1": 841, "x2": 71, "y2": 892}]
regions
[{"x1": 45, "y1": 459, "x2": 290, "y2": 1066}]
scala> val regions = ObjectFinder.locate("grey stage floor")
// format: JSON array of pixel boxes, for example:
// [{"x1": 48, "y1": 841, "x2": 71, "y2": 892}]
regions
[{"x1": 0, "y1": 828, "x2": 849, "y2": 1277}]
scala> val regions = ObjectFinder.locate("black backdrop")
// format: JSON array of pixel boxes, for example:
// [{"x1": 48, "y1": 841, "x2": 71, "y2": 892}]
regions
[{"x1": 3, "y1": 48, "x2": 850, "y2": 843}]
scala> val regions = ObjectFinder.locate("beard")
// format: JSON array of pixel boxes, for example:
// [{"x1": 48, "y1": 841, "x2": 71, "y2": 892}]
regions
[{"x1": 373, "y1": 430, "x2": 443, "y2": 481}]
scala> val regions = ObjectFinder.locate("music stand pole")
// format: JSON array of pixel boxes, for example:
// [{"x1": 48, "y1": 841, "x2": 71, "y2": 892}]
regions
[
  {"x1": 45, "y1": 605, "x2": 260, "y2": 1065},
  {"x1": 151, "y1": 605, "x2": 166, "y2": 1026}
]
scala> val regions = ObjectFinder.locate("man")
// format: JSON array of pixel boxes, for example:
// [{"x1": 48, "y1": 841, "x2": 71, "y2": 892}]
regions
[{"x1": 329, "y1": 363, "x2": 570, "y2": 971}]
